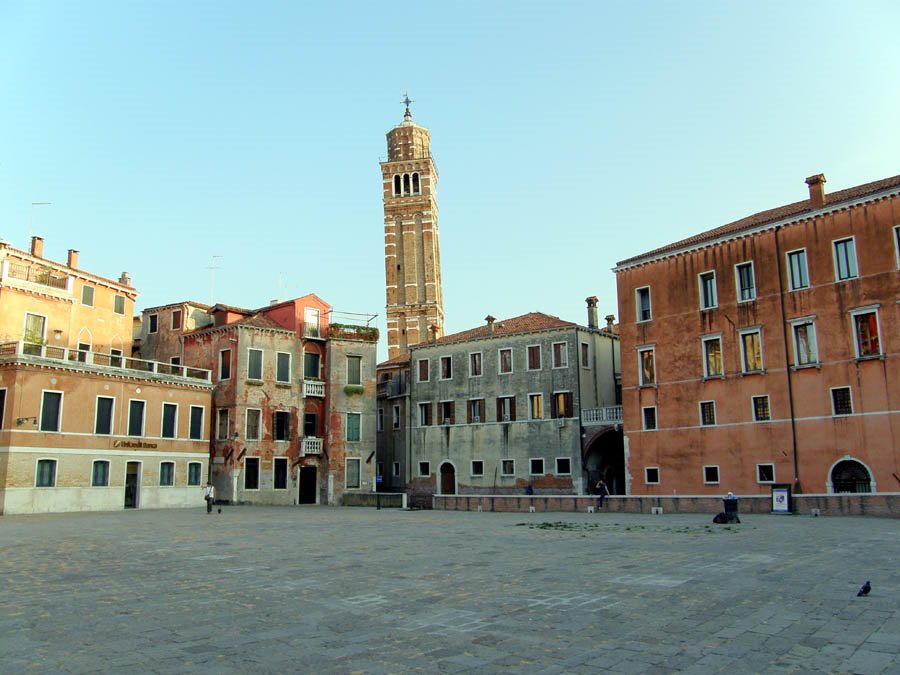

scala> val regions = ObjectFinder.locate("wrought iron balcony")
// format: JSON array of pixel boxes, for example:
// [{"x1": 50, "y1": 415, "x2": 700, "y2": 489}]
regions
[
  {"x1": 581, "y1": 406, "x2": 623, "y2": 426},
  {"x1": 6, "y1": 262, "x2": 69, "y2": 290}
]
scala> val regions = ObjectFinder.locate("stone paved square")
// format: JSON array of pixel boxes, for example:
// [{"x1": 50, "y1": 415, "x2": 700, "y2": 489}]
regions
[{"x1": 1, "y1": 507, "x2": 898, "y2": 673}]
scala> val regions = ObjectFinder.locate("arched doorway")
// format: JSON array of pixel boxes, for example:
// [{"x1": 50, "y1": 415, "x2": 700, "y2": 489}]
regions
[
  {"x1": 439, "y1": 462, "x2": 456, "y2": 495},
  {"x1": 583, "y1": 428, "x2": 625, "y2": 495},
  {"x1": 830, "y1": 458, "x2": 873, "y2": 493}
]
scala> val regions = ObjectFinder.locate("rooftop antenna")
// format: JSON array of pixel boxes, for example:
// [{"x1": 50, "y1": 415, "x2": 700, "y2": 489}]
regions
[
  {"x1": 28, "y1": 202, "x2": 51, "y2": 247},
  {"x1": 207, "y1": 255, "x2": 221, "y2": 305}
]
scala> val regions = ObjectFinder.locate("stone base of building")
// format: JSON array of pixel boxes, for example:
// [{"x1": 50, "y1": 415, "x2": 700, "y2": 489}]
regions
[{"x1": 432, "y1": 493, "x2": 900, "y2": 518}]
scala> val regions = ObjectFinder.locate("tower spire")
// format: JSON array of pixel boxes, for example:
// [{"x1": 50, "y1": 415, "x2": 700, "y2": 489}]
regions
[{"x1": 402, "y1": 92, "x2": 413, "y2": 121}]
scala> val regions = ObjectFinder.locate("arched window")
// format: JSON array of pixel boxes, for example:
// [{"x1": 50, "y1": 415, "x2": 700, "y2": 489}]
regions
[
  {"x1": 831, "y1": 459, "x2": 873, "y2": 493},
  {"x1": 403, "y1": 173, "x2": 411, "y2": 195},
  {"x1": 412, "y1": 173, "x2": 420, "y2": 194},
  {"x1": 393, "y1": 175, "x2": 401, "y2": 196}
]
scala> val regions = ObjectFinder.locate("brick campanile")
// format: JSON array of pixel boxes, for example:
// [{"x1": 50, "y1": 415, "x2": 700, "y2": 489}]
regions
[{"x1": 380, "y1": 99, "x2": 445, "y2": 359}]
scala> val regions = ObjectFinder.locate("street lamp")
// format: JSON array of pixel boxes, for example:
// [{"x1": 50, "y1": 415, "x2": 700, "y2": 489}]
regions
[{"x1": 28, "y1": 201, "x2": 51, "y2": 247}]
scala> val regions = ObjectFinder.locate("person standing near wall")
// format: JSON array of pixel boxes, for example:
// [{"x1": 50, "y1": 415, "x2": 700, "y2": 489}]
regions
[
  {"x1": 204, "y1": 482, "x2": 216, "y2": 514},
  {"x1": 595, "y1": 479, "x2": 609, "y2": 509}
]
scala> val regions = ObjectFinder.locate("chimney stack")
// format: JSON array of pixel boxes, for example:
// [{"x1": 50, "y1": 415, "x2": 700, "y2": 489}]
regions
[
  {"x1": 67, "y1": 249, "x2": 79, "y2": 269},
  {"x1": 605, "y1": 314, "x2": 615, "y2": 331},
  {"x1": 805, "y1": 174, "x2": 826, "y2": 208},
  {"x1": 585, "y1": 296, "x2": 599, "y2": 329},
  {"x1": 118, "y1": 272, "x2": 131, "y2": 287},
  {"x1": 485, "y1": 315, "x2": 496, "y2": 333},
  {"x1": 429, "y1": 324, "x2": 439, "y2": 342},
  {"x1": 31, "y1": 236, "x2": 44, "y2": 258}
]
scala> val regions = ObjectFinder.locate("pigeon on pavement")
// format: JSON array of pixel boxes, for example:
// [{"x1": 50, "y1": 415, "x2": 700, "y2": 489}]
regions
[{"x1": 857, "y1": 581, "x2": 871, "y2": 597}]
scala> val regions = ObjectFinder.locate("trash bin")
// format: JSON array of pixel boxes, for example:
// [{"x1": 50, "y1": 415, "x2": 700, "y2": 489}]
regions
[
  {"x1": 771, "y1": 484, "x2": 792, "y2": 514},
  {"x1": 723, "y1": 495, "x2": 739, "y2": 523}
]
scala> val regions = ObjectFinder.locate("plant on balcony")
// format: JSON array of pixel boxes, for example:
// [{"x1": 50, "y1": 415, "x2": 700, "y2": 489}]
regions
[
  {"x1": 328, "y1": 323, "x2": 380, "y2": 341},
  {"x1": 344, "y1": 384, "x2": 365, "y2": 396}
]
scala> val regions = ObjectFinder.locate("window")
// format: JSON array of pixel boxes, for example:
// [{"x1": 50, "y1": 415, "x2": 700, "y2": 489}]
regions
[
  {"x1": 703, "y1": 465, "x2": 720, "y2": 484},
  {"x1": 345, "y1": 458, "x2": 361, "y2": 488},
  {"x1": 303, "y1": 413, "x2": 318, "y2": 437},
  {"x1": 23, "y1": 312, "x2": 46, "y2": 355},
  {"x1": 636, "y1": 287, "x2": 651, "y2": 322},
  {"x1": 216, "y1": 409, "x2": 229, "y2": 440},
  {"x1": 833, "y1": 237, "x2": 858, "y2": 281},
  {"x1": 469, "y1": 352, "x2": 482, "y2": 377},
  {"x1": 501, "y1": 459, "x2": 515, "y2": 476},
  {"x1": 752, "y1": 395, "x2": 771, "y2": 422},
  {"x1": 418, "y1": 402, "x2": 432, "y2": 426},
  {"x1": 757, "y1": 464, "x2": 775, "y2": 483},
  {"x1": 148, "y1": 314, "x2": 159, "y2": 334},
  {"x1": 248, "y1": 349, "x2": 263, "y2": 380},
  {"x1": 274, "y1": 411, "x2": 292, "y2": 441},
  {"x1": 160, "y1": 462, "x2": 175, "y2": 487},
  {"x1": 347, "y1": 355, "x2": 362, "y2": 385},
  {"x1": 412, "y1": 173, "x2": 420, "y2": 194},
  {"x1": 702, "y1": 336, "x2": 723, "y2": 377},
  {"x1": 110, "y1": 348, "x2": 123, "y2": 368},
  {"x1": 127, "y1": 400, "x2": 145, "y2": 436},
  {"x1": 740, "y1": 329, "x2": 763, "y2": 373},
  {"x1": 304, "y1": 351, "x2": 320, "y2": 379},
  {"x1": 851, "y1": 309, "x2": 881, "y2": 358},
  {"x1": 552, "y1": 342, "x2": 568, "y2": 368},
  {"x1": 645, "y1": 467, "x2": 660, "y2": 484},
  {"x1": 346, "y1": 412, "x2": 360, "y2": 442},
  {"x1": 417, "y1": 359, "x2": 430, "y2": 382},
  {"x1": 580, "y1": 342, "x2": 590, "y2": 368},
  {"x1": 642, "y1": 406, "x2": 657, "y2": 431},
  {"x1": 551, "y1": 392, "x2": 572, "y2": 418},
  {"x1": 36, "y1": 459, "x2": 56, "y2": 487},
  {"x1": 791, "y1": 319, "x2": 818, "y2": 366},
  {"x1": 527, "y1": 345, "x2": 541, "y2": 370},
  {"x1": 170, "y1": 356, "x2": 181, "y2": 367},
  {"x1": 95, "y1": 396, "x2": 114, "y2": 435},
  {"x1": 219, "y1": 349, "x2": 231, "y2": 381},
  {"x1": 171, "y1": 309, "x2": 182, "y2": 330},
  {"x1": 113, "y1": 294, "x2": 126, "y2": 314},
  {"x1": 700, "y1": 400, "x2": 716, "y2": 426},
  {"x1": 188, "y1": 462, "x2": 202, "y2": 486},
  {"x1": 638, "y1": 347, "x2": 656, "y2": 385},
  {"x1": 189, "y1": 406, "x2": 204, "y2": 440},
  {"x1": 831, "y1": 387, "x2": 853, "y2": 416},
  {"x1": 438, "y1": 401, "x2": 455, "y2": 425},
  {"x1": 895, "y1": 225, "x2": 900, "y2": 269},
  {"x1": 81, "y1": 285, "x2": 94, "y2": 306},
  {"x1": 528, "y1": 393, "x2": 543, "y2": 420},
  {"x1": 496, "y1": 396, "x2": 516, "y2": 422},
  {"x1": 440, "y1": 356, "x2": 452, "y2": 380},
  {"x1": 699, "y1": 271, "x2": 717, "y2": 309},
  {"x1": 392, "y1": 404, "x2": 400, "y2": 429},
  {"x1": 304, "y1": 307, "x2": 320, "y2": 337},
  {"x1": 92, "y1": 460, "x2": 110, "y2": 487},
  {"x1": 735, "y1": 262, "x2": 756, "y2": 302},
  {"x1": 787, "y1": 249, "x2": 809, "y2": 290},
  {"x1": 76, "y1": 341, "x2": 90, "y2": 363},
  {"x1": 471, "y1": 460, "x2": 484, "y2": 477},
  {"x1": 418, "y1": 461, "x2": 430, "y2": 477},
  {"x1": 246, "y1": 409, "x2": 261, "y2": 441},
  {"x1": 468, "y1": 399, "x2": 485, "y2": 424},
  {"x1": 376, "y1": 407, "x2": 384, "y2": 432},
  {"x1": 392, "y1": 462, "x2": 400, "y2": 478},
  {"x1": 0, "y1": 388, "x2": 5, "y2": 428},
  {"x1": 555, "y1": 457, "x2": 571, "y2": 475},
  {"x1": 244, "y1": 457, "x2": 259, "y2": 490},
  {"x1": 274, "y1": 457, "x2": 288, "y2": 490},
  {"x1": 529, "y1": 458, "x2": 545, "y2": 476},
  {"x1": 40, "y1": 391, "x2": 63, "y2": 432},
  {"x1": 498, "y1": 348, "x2": 513, "y2": 374},
  {"x1": 393, "y1": 174, "x2": 401, "y2": 196},
  {"x1": 161, "y1": 403, "x2": 177, "y2": 439}
]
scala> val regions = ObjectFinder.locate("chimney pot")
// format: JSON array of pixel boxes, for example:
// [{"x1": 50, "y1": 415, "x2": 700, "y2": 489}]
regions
[
  {"x1": 67, "y1": 249, "x2": 79, "y2": 269},
  {"x1": 31, "y1": 236, "x2": 44, "y2": 258},
  {"x1": 604, "y1": 314, "x2": 615, "y2": 331},
  {"x1": 485, "y1": 315, "x2": 496, "y2": 333},
  {"x1": 118, "y1": 271, "x2": 131, "y2": 287},
  {"x1": 805, "y1": 173, "x2": 826, "y2": 207},
  {"x1": 586, "y1": 296, "x2": 599, "y2": 329}
]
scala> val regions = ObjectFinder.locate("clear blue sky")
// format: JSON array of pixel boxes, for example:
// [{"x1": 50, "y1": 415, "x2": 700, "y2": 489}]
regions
[{"x1": 2, "y1": 1, "x2": 898, "y2": 360}]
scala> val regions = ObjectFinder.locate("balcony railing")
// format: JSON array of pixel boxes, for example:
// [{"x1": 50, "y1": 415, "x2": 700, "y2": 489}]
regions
[
  {"x1": 1, "y1": 341, "x2": 212, "y2": 383},
  {"x1": 6, "y1": 263, "x2": 69, "y2": 290},
  {"x1": 582, "y1": 406, "x2": 623, "y2": 425},
  {"x1": 302, "y1": 437, "x2": 323, "y2": 455},
  {"x1": 377, "y1": 378, "x2": 407, "y2": 399},
  {"x1": 303, "y1": 380, "x2": 325, "y2": 398}
]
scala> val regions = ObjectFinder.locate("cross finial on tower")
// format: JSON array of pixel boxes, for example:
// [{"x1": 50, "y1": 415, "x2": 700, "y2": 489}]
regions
[{"x1": 402, "y1": 92, "x2": 413, "y2": 120}]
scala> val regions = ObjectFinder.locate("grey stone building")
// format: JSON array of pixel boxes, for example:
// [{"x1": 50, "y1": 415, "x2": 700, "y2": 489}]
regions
[{"x1": 387, "y1": 300, "x2": 622, "y2": 507}]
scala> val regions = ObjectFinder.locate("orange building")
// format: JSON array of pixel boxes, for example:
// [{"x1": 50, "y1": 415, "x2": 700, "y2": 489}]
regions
[
  {"x1": 0, "y1": 237, "x2": 213, "y2": 514},
  {"x1": 614, "y1": 174, "x2": 900, "y2": 496}
]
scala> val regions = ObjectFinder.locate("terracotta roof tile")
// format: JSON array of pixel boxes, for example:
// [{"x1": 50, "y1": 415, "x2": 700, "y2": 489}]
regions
[
  {"x1": 417, "y1": 312, "x2": 576, "y2": 348},
  {"x1": 377, "y1": 352, "x2": 411, "y2": 368}
]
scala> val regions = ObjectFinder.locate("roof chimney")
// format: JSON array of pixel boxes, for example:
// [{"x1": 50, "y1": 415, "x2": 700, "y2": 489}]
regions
[
  {"x1": 428, "y1": 324, "x2": 439, "y2": 342},
  {"x1": 585, "y1": 296, "x2": 599, "y2": 329},
  {"x1": 31, "y1": 236, "x2": 44, "y2": 258},
  {"x1": 605, "y1": 314, "x2": 615, "y2": 331},
  {"x1": 805, "y1": 174, "x2": 826, "y2": 208},
  {"x1": 118, "y1": 271, "x2": 131, "y2": 287},
  {"x1": 67, "y1": 249, "x2": 79, "y2": 269},
  {"x1": 485, "y1": 315, "x2": 496, "y2": 333}
]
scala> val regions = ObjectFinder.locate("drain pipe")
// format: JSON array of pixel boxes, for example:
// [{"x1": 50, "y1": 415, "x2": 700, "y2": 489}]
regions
[{"x1": 774, "y1": 226, "x2": 801, "y2": 494}]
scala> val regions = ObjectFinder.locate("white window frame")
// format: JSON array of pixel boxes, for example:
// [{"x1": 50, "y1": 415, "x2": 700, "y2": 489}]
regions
[
  {"x1": 528, "y1": 393, "x2": 543, "y2": 420},
  {"x1": 703, "y1": 465, "x2": 720, "y2": 485},
  {"x1": 245, "y1": 408, "x2": 262, "y2": 441},
  {"x1": 635, "y1": 286, "x2": 652, "y2": 322},
  {"x1": 701, "y1": 334, "x2": 724, "y2": 378},
  {"x1": 642, "y1": 406, "x2": 657, "y2": 431},
  {"x1": 418, "y1": 461, "x2": 431, "y2": 477},
  {"x1": 751, "y1": 395, "x2": 771, "y2": 422},
  {"x1": 91, "y1": 459, "x2": 110, "y2": 487},
  {"x1": 832, "y1": 236, "x2": 859, "y2": 281},
  {"x1": 159, "y1": 461, "x2": 175, "y2": 487},
  {"x1": 554, "y1": 457, "x2": 572, "y2": 476},
  {"x1": 113, "y1": 294, "x2": 126, "y2": 315},
  {"x1": 552, "y1": 341, "x2": 568, "y2": 369},
  {"x1": 188, "y1": 405, "x2": 205, "y2": 440},
  {"x1": 645, "y1": 467, "x2": 660, "y2": 485},
  {"x1": 346, "y1": 412, "x2": 361, "y2": 442},
  {"x1": 849, "y1": 306, "x2": 882, "y2": 359},
  {"x1": 438, "y1": 400, "x2": 454, "y2": 425},
  {"x1": 439, "y1": 355, "x2": 453, "y2": 380},
  {"x1": 376, "y1": 407, "x2": 384, "y2": 432},
  {"x1": 81, "y1": 285, "x2": 95, "y2": 307},
  {"x1": 417, "y1": 358, "x2": 430, "y2": 383},
  {"x1": 757, "y1": 463, "x2": 776, "y2": 484},
  {"x1": 734, "y1": 261, "x2": 756, "y2": 303},
  {"x1": 470, "y1": 460, "x2": 484, "y2": 477},
  {"x1": 127, "y1": 399, "x2": 146, "y2": 437},
  {"x1": 346, "y1": 355, "x2": 362, "y2": 386},
  {"x1": 148, "y1": 314, "x2": 159, "y2": 334},
  {"x1": 790, "y1": 316, "x2": 819, "y2": 367},
  {"x1": 275, "y1": 351, "x2": 291, "y2": 383},
  {"x1": 469, "y1": 351, "x2": 483, "y2": 378},
  {"x1": 161, "y1": 402, "x2": 178, "y2": 439},
  {"x1": 500, "y1": 459, "x2": 515, "y2": 477},
  {"x1": 498, "y1": 348, "x2": 513, "y2": 374},
  {"x1": 392, "y1": 404, "x2": 401, "y2": 430},
  {"x1": 698, "y1": 270, "x2": 718, "y2": 310},
  {"x1": 218, "y1": 349, "x2": 232, "y2": 381},
  {"x1": 171, "y1": 309, "x2": 183, "y2": 330},
  {"x1": 529, "y1": 457, "x2": 545, "y2": 476},
  {"x1": 526, "y1": 344, "x2": 542, "y2": 371},
  {"x1": 637, "y1": 346, "x2": 656, "y2": 386},
  {"x1": 94, "y1": 395, "x2": 115, "y2": 435},
  {"x1": 830, "y1": 386, "x2": 853, "y2": 416},
  {"x1": 786, "y1": 248, "x2": 809, "y2": 291},
  {"x1": 273, "y1": 457, "x2": 289, "y2": 490},
  {"x1": 187, "y1": 461, "x2": 202, "y2": 486},
  {"x1": 247, "y1": 348, "x2": 264, "y2": 381},
  {"x1": 35, "y1": 458, "x2": 57, "y2": 487},
  {"x1": 738, "y1": 327, "x2": 764, "y2": 374},
  {"x1": 392, "y1": 461, "x2": 400, "y2": 478},
  {"x1": 699, "y1": 400, "x2": 716, "y2": 426},
  {"x1": 418, "y1": 402, "x2": 431, "y2": 427},
  {"x1": 244, "y1": 456, "x2": 260, "y2": 491}
]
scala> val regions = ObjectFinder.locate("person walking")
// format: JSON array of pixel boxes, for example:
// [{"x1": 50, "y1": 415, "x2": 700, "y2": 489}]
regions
[
  {"x1": 595, "y1": 479, "x2": 609, "y2": 509},
  {"x1": 204, "y1": 482, "x2": 216, "y2": 514}
]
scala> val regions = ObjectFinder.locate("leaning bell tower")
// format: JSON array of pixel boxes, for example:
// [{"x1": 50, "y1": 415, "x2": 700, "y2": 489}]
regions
[{"x1": 381, "y1": 96, "x2": 445, "y2": 359}]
